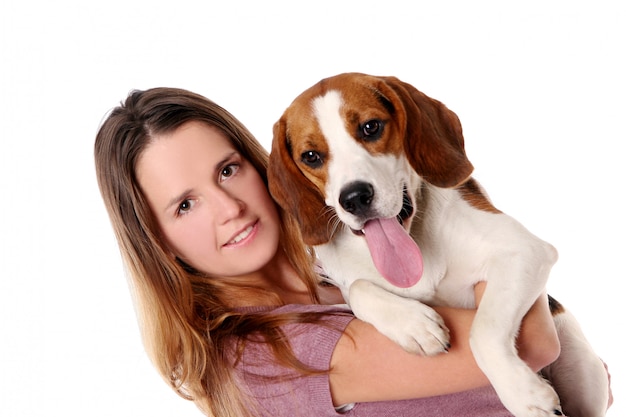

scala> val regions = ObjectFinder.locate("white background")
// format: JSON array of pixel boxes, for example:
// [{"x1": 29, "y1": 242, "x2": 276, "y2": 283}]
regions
[{"x1": 1, "y1": 1, "x2": 623, "y2": 416}]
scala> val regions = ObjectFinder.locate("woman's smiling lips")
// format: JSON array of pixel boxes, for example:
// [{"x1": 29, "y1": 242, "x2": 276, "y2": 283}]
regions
[{"x1": 224, "y1": 221, "x2": 258, "y2": 247}]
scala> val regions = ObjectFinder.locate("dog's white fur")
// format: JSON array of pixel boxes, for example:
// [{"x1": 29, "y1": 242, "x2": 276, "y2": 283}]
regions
[{"x1": 268, "y1": 73, "x2": 608, "y2": 417}]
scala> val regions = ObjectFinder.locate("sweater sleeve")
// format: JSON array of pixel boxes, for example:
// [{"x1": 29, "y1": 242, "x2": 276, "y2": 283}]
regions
[
  {"x1": 236, "y1": 304, "x2": 354, "y2": 417},
  {"x1": 235, "y1": 304, "x2": 515, "y2": 417}
]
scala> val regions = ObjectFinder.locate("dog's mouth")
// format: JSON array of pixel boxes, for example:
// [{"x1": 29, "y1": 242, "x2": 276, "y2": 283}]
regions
[
  {"x1": 353, "y1": 185, "x2": 422, "y2": 288},
  {"x1": 351, "y1": 186, "x2": 414, "y2": 236},
  {"x1": 398, "y1": 186, "x2": 414, "y2": 222}
]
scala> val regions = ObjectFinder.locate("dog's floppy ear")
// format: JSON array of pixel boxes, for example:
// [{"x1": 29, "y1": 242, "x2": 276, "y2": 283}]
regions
[
  {"x1": 382, "y1": 77, "x2": 474, "y2": 188},
  {"x1": 268, "y1": 117, "x2": 334, "y2": 246}
]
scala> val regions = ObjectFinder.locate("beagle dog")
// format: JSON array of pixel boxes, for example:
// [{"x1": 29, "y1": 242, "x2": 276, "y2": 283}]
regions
[{"x1": 268, "y1": 73, "x2": 608, "y2": 417}]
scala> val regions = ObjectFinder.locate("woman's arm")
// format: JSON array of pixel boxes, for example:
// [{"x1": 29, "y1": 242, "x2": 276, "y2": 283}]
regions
[{"x1": 329, "y1": 283, "x2": 560, "y2": 406}]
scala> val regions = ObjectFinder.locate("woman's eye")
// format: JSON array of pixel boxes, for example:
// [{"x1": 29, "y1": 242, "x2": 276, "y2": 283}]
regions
[
  {"x1": 177, "y1": 199, "x2": 194, "y2": 215},
  {"x1": 220, "y1": 163, "x2": 239, "y2": 181}
]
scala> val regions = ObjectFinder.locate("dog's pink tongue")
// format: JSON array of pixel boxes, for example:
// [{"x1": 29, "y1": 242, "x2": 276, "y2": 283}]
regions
[{"x1": 363, "y1": 217, "x2": 423, "y2": 288}]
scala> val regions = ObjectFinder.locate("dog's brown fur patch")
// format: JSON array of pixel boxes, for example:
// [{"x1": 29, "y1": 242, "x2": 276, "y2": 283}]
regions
[{"x1": 458, "y1": 178, "x2": 501, "y2": 214}]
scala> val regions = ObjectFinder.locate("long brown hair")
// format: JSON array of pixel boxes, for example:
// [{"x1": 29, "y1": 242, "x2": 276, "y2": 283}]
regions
[{"x1": 94, "y1": 88, "x2": 323, "y2": 416}]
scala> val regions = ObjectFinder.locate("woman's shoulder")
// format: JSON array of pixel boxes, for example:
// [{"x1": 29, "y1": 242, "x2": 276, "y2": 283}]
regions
[
  {"x1": 235, "y1": 303, "x2": 355, "y2": 344},
  {"x1": 236, "y1": 303, "x2": 354, "y2": 365},
  {"x1": 235, "y1": 303, "x2": 355, "y2": 416}
]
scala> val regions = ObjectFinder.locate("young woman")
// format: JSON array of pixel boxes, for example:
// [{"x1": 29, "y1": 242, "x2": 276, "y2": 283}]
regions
[{"x1": 94, "y1": 87, "x2": 564, "y2": 417}]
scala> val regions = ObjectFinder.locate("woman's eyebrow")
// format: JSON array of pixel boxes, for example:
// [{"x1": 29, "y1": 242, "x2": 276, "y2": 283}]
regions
[{"x1": 216, "y1": 151, "x2": 239, "y2": 168}]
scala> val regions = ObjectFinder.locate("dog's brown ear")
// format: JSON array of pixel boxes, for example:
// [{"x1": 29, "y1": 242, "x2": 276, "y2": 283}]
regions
[
  {"x1": 382, "y1": 77, "x2": 474, "y2": 188},
  {"x1": 268, "y1": 118, "x2": 334, "y2": 246}
]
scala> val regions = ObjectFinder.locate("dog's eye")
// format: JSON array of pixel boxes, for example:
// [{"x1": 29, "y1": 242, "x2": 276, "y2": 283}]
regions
[
  {"x1": 359, "y1": 119, "x2": 384, "y2": 141},
  {"x1": 301, "y1": 150, "x2": 323, "y2": 168}
]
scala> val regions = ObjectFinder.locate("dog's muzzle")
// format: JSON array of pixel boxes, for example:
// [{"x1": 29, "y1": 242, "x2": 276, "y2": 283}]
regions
[{"x1": 339, "y1": 181, "x2": 414, "y2": 234}]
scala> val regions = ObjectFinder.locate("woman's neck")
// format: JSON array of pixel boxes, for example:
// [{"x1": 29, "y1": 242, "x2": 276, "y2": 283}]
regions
[
  {"x1": 224, "y1": 281, "x2": 344, "y2": 308},
  {"x1": 223, "y1": 252, "x2": 314, "y2": 307},
  {"x1": 219, "y1": 249, "x2": 346, "y2": 307}
]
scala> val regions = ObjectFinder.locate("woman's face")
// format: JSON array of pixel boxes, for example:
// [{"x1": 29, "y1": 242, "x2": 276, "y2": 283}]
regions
[{"x1": 136, "y1": 121, "x2": 281, "y2": 278}]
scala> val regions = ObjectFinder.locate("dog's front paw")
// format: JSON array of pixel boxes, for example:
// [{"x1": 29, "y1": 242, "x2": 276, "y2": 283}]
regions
[
  {"x1": 388, "y1": 300, "x2": 450, "y2": 356},
  {"x1": 348, "y1": 280, "x2": 449, "y2": 356},
  {"x1": 496, "y1": 370, "x2": 562, "y2": 417}
]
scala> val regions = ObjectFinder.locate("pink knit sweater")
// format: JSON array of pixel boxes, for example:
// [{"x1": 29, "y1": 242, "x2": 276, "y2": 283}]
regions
[{"x1": 234, "y1": 304, "x2": 514, "y2": 417}]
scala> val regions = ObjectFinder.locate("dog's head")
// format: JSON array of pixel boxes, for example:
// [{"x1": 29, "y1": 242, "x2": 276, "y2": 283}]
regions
[{"x1": 268, "y1": 72, "x2": 473, "y2": 246}]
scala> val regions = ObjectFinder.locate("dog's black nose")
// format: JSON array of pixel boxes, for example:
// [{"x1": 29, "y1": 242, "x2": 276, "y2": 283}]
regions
[{"x1": 339, "y1": 181, "x2": 374, "y2": 216}]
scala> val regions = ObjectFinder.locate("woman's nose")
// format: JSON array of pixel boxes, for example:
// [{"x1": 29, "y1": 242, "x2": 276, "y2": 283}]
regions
[{"x1": 212, "y1": 188, "x2": 244, "y2": 223}]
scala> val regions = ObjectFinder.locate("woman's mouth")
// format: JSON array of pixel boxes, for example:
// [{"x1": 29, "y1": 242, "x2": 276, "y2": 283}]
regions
[{"x1": 226, "y1": 223, "x2": 256, "y2": 246}]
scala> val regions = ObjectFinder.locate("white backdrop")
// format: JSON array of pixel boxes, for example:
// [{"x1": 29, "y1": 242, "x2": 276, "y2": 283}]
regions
[{"x1": 1, "y1": 1, "x2": 623, "y2": 416}]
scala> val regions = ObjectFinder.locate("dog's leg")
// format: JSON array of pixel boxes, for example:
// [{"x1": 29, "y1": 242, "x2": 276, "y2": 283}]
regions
[
  {"x1": 541, "y1": 303, "x2": 609, "y2": 417},
  {"x1": 472, "y1": 290, "x2": 561, "y2": 416},
  {"x1": 348, "y1": 279, "x2": 450, "y2": 356},
  {"x1": 470, "y1": 245, "x2": 562, "y2": 417}
]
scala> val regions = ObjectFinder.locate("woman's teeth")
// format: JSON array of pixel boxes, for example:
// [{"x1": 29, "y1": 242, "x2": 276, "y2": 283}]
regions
[{"x1": 229, "y1": 225, "x2": 253, "y2": 244}]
